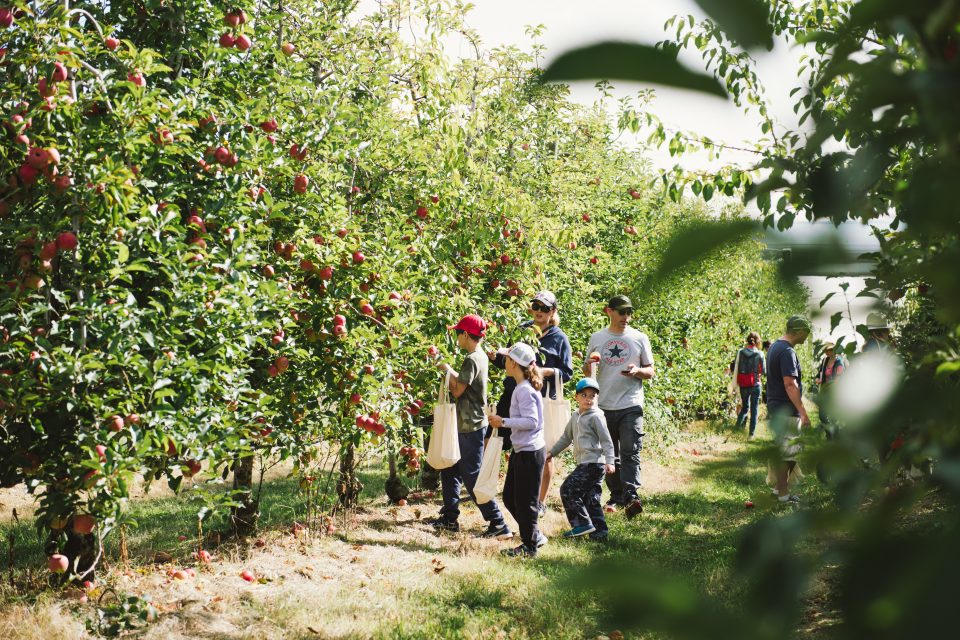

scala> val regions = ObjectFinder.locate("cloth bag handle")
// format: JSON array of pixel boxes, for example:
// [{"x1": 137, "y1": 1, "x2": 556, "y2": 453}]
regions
[{"x1": 438, "y1": 371, "x2": 451, "y2": 405}]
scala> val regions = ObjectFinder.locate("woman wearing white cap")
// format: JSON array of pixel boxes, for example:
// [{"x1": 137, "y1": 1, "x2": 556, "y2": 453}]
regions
[{"x1": 488, "y1": 342, "x2": 547, "y2": 558}]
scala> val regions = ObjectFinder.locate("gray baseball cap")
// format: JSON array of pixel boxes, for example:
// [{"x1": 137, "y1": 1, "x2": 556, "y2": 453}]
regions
[{"x1": 532, "y1": 290, "x2": 557, "y2": 308}]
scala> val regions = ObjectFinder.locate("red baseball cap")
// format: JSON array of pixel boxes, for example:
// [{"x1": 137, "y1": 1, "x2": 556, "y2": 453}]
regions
[{"x1": 448, "y1": 314, "x2": 487, "y2": 337}]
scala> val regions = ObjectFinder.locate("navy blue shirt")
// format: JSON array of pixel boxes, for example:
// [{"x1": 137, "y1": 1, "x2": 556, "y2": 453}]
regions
[{"x1": 766, "y1": 339, "x2": 802, "y2": 416}]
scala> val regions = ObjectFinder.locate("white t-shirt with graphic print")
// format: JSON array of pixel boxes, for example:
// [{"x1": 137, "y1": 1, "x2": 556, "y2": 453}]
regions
[{"x1": 586, "y1": 327, "x2": 654, "y2": 411}]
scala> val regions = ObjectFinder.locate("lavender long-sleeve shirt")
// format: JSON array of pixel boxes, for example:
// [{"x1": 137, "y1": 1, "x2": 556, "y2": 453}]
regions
[{"x1": 502, "y1": 380, "x2": 545, "y2": 452}]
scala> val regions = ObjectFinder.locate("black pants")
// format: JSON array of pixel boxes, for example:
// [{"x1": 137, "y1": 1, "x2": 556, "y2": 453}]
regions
[
  {"x1": 560, "y1": 463, "x2": 608, "y2": 534},
  {"x1": 603, "y1": 407, "x2": 644, "y2": 505},
  {"x1": 502, "y1": 448, "x2": 545, "y2": 549}
]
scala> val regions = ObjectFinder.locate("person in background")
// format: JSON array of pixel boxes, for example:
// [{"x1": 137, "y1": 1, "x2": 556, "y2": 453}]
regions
[
  {"x1": 584, "y1": 295, "x2": 655, "y2": 520},
  {"x1": 863, "y1": 313, "x2": 892, "y2": 353},
  {"x1": 766, "y1": 315, "x2": 812, "y2": 504},
  {"x1": 814, "y1": 341, "x2": 845, "y2": 439},
  {"x1": 489, "y1": 291, "x2": 573, "y2": 517},
  {"x1": 489, "y1": 343, "x2": 547, "y2": 558},
  {"x1": 732, "y1": 331, "x2": 765, "y2": 438}
]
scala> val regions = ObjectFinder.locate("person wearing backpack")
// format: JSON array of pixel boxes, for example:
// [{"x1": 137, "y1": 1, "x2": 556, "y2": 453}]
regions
[{"x1": 731, "y1": 331, "x2": 765, "y2": 438}]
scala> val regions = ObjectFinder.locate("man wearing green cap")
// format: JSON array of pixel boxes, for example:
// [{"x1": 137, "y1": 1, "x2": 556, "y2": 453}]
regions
[
  {"x1": 766, "y1": 315, "x2": 812, "y2": 503},
  {"x1": 583, "y1": 294, "x2": 655, "y2": 519}
]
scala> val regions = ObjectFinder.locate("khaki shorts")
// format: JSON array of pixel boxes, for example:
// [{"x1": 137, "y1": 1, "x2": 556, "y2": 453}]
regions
[{"x1": 771, "y1": 414, "x2": 802, "y2": 462}]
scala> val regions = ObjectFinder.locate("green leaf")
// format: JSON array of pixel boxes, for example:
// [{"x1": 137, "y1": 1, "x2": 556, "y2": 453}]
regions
[
  {"x1": 540, "y1": 43, "x2": 728, "y2": 98},
  {"x1": 652, "y1": 219, "x2": 758, "y2": 282},
  {"x1": 694, "y1": 0, "x2": 773, "y2": 51},
  {"x1": 819, "y1": 292, "x2": 836, "y2": 308},
  {"x1": 830, "y1": 311, "x2": 843, "y2": 332}
]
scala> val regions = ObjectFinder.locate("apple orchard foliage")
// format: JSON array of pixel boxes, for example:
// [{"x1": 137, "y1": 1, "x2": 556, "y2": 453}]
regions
[{"x1": 0, "y1": 0, "x2": 802, "y2": 554}]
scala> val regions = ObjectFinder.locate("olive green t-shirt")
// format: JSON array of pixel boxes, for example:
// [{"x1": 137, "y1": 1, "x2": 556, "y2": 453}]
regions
[{"x1": 456, "y1": 350, "x2": 488, "y2": 433}]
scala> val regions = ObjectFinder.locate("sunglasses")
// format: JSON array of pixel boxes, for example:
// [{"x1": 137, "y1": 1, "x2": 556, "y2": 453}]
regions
[
  {"x1": 454, "y1": 329, "x2": 465, "y2": 335},
  {"x1": 530, "y1": 302, "x2": 554, "y2": 312}
]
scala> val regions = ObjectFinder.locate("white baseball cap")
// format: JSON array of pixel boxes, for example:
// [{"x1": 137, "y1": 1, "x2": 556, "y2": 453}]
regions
[{"x1": 507, "y1": 342, "x2": 536, "y2": 367}]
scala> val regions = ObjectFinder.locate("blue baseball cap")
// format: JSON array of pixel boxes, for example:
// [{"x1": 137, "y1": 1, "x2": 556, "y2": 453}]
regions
[{"x1": 575, "y1": 377, "x2": 600, "y2": 393}]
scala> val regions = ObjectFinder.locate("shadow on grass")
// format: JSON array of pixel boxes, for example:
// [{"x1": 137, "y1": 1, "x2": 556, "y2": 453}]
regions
[{"x1": 1, "y1": 459, "x2": 413, "y2": 573}]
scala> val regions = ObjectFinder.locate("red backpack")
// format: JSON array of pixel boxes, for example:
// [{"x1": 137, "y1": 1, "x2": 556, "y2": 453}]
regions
[{"x1": 736, "y1": 349, "x2": 763, "y2": 387}]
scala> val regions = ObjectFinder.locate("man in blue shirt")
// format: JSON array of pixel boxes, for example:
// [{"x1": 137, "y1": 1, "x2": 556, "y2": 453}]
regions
[{"x1": 766, "y1": 315, "x2": 812, "y2": 504}]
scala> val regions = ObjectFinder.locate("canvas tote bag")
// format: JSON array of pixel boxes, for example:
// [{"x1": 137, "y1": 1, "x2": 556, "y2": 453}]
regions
[
  {"x1": 426, "y1": 372, "x2": 461, "y2": 470},
  {"x1": 728, "y1": 350, "x2": 742, "y2": 415},
  {"x1": 543, "y1": 370, "x2": 572, "y2": 450},
  {"x1": 474, "y1": 427, "x2": 503, "y2": 504}
]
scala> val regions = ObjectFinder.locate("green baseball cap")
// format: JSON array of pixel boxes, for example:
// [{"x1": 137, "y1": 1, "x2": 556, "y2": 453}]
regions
[
  {"x1": 786, "y1": 315, "x2": 812, "y2": 333},
  {"x1": 606, "y1": 295, "x2": 633, "y2": 313}
]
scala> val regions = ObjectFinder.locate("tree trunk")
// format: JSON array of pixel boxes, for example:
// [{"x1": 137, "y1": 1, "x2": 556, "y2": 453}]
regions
[
  {"x1": 385, "y1": 453, "x2": 408, "y2": 503},
  {"x1": 337, "y1": 444, "x2": 363, "y2": 507},
  {"x1": 230, "y1": 455, "x2": 259, "y2": 535}
]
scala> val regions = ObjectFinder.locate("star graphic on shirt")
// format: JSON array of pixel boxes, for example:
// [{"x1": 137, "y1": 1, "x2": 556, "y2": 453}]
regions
[{"x1": 607, "y1": 344, "x2": 625, "y2": 359}]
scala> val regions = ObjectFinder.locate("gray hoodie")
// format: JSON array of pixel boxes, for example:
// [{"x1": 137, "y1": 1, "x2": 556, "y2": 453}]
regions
[{"x1": 549, "y1": 407, "x2": 615, "y2": 465}]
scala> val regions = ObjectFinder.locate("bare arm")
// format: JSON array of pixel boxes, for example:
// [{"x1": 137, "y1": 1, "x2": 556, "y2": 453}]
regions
[
  {"x1": 783, "y1": 376, "x2": 810, "y2": 426},
  {"x1": 438, "y1": 363, "x2": 469, "y2": 398}
]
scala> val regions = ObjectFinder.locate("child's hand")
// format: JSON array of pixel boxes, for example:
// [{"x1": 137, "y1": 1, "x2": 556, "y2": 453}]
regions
[
  {"x1": 488, "y1": 414, "x2": 503, "y2": 428},
  {"x1": 437, "y1": 361, "x2": 450, "y2": 373},
  {"x1": 545, "y1": 452, "x2": 553, "y2": 462},
  {"x1": 589, "y1": 351, "x2": 601, "y2": 363},
  {"x1": 486, "y1": 349, "x2": 497, "y2": 361},
  {"x1": 604, "y1": 464, "x2": 616, "y2": 475}
]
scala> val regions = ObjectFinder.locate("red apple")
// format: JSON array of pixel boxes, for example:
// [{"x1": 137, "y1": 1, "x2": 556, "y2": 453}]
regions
[
  {"x1": 183, "y1": 459, "x2": 202, "y2": 477},
  {"x1": 104, "y1": 414, "x2": 124, "y2": 432},
  {"x1": 262, "y1": 264, "x2": 275, "y2": 278},
  {"x1": 363, "y1": 364, "x2": 375, "y2": 375},
  {"x1": 275, "y1": 356, "x2": 290, "y2": 373},
  {"x1": 294, "y1": 174, "x2": 309, "y2": 194},
  {"x1": 416, "y1": 206, "x2": 428, "y2": 219},
  {"x1": 281, "y1": 42, "x2": 296, "y2": 56},
  {"x1": 234, "y1": 34, "x2": 252, "y2": 51},
  {"x1": 590, "y1": 256, "x2": 599, "y2": 265},
  {"x1": 72, "y1": 514, "x2": 96, "y2": 535},
  {"x1": 56, "y1": 231, "x2": 78, "y2": 252},
  {"x1": 95, "y1": 444, "x2": 107, "y2": 462},
  {"x1": 128, "y1": 72, "x2": 145, "y2": 87},
  {"x1": 48, "y1": 554, "x2": 69, "y2": 574},
  {"x1": 126, "y1": 413, "x2": 140, "y2": 425},
  {"x1": 427, "y1": 345, "x2": 439, "y2": 358},
  {"x1": 744, "y1": 500, "x2": 754, "y2": 509},
  {"x1": 360, "y1": 303, "x2": 374, "y2": 315},
  {"x1": 268, "y1": 364, "x2": 279, "y2": 377},
  {"x1": 352, "y1": 251, "x2": 365, "y2": 264},
  {"x1": 582, "y1": 213, "x2": 591, "y2": 222},
  {"x1": 104, "y1": 36, "x2": 119, "y2": 51},
  {"x1": 398, "y1": 499, "x2": 407, "y2": 506},
  {"x1": 214, "y1": 146, "x2": 231, "y2": 164},
  {"x1": 336, "y1": 228, "x2": 349, "y2": 238},
  {"x1": 196, "y1": 549, "x2": 212, "y2": 563},
  {"x1": 27, "y1": 147, "x2": 51, "y2": 170},
  {"x1": 260, "y1": 119, "x2": 278, "y2": 132},
  {"x1": 318, "y1": 265, "x2": 334, "y2": 281},
  {"x1": 51, "y1": 62, "x2": 69, "y2": 83},
  {"x1": 333, "y1": 324, "x2": 347, "y2": 337}
]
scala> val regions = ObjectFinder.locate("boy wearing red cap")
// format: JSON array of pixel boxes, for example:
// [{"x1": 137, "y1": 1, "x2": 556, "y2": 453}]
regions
[{"x1": 431, "y1": 314, "x2": 512, "y2": 539}]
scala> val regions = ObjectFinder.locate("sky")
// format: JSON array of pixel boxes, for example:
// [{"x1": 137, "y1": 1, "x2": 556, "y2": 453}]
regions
[{"x1": 357, "y1": 1, "x2": 883, "y2": 343}]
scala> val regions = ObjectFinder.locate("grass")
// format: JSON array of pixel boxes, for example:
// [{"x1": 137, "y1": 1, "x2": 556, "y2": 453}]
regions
[{"x1": 0, "y1": 417, "x2": 913, "y2": 639}]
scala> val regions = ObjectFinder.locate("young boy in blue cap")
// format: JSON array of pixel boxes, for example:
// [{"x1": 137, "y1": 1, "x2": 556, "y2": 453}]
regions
[{"x1": 546, "y1": 377, "x2": 616, "y2": 541}]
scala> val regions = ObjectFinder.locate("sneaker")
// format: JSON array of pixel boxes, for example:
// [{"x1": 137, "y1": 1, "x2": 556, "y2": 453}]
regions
[
  {"x1": 535, "y1": 531, "x2": 548, "y2": 548},
  {"x1": 478, "y1": 523, "x2": 513, "y2": 540},
  {"x1": 501, "y1": 544, "x2": 536, "y2": 558},
  {"x1": 777, "y1": 494, "x2": 800, "y2": 504},
  {"x1": 430, "y1": 518, "x2": 459, "y2": 532},
  {"x1": 562, "y1": 524, "x2": 596, "y2": 538},
  {"x1": 625, "y1": 499, "x2": 644, "y2": 520},
  {"x1": 537, "y1": 502, "x2": 547, "y2": 518},
  {"x1": 588, "y1": 532, "x2": 609, "y2": 543}
]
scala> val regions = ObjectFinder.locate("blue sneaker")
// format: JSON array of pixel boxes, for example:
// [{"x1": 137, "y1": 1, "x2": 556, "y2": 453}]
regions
[{"x1": 562, "y1": 524, "x2": 596, "y2": 538}]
